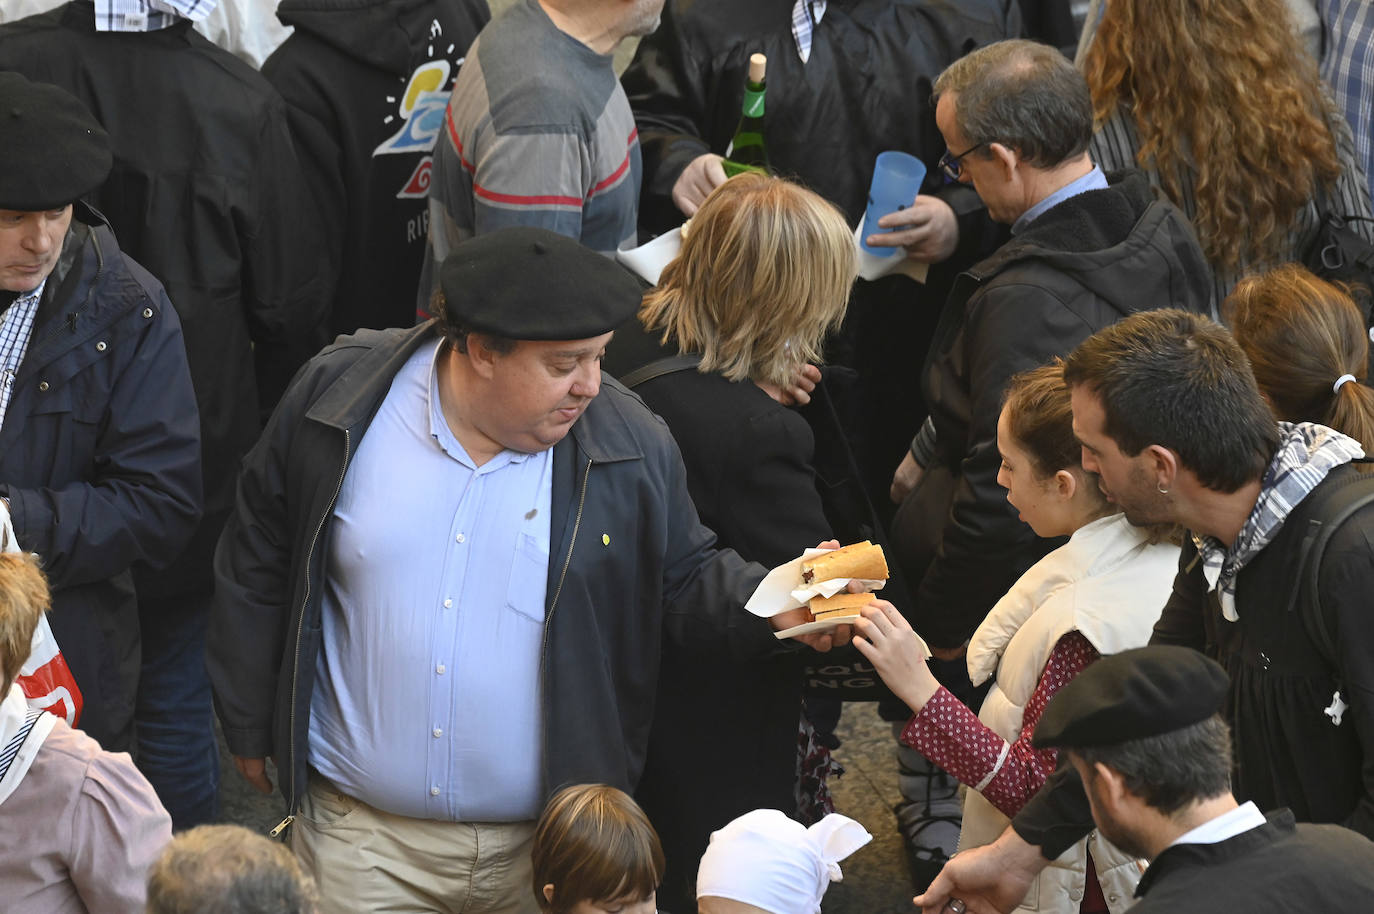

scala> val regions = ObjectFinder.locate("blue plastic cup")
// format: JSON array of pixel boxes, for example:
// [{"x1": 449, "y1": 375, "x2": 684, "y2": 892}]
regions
[{"x1": 861, "y1": 151, "x2": 928, "y2": 256}]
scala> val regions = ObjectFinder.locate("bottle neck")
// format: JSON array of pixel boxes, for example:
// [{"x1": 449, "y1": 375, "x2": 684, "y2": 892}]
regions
[{"x1": 741, "y1": 80, "x2": 765, "y2": 118}]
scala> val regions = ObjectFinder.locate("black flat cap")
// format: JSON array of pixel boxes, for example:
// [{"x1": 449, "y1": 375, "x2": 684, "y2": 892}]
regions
[
  {"x1": 1032, "y1": 646, "x2": 1229, "y2": 749},
  {"x1": 0, "y1": 72, "x2": 112, "y2": 212},
  {"x1": 439, "y1": 227, "x2": 643, "y2": 341}
]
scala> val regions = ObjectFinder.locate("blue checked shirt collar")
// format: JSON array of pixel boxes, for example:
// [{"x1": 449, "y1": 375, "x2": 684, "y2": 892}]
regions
[
  {"x1": 95, "y1": 0, "x2": 217, "y2": 32},
  {"x1": 0, "y1": 281, "x2": 45, "y2": 433},
  {"x1": 1193, "y1": 421, "x2": 1365, "y2": 622}
]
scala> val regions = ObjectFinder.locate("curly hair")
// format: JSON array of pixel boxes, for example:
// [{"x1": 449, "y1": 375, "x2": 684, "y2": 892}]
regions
[{"x1": 1081, "y1": 0, "x2": 1342, "y2": 271}]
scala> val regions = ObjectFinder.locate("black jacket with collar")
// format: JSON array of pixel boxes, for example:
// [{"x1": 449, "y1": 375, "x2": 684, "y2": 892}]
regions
[
  {"x1": 898, "y1": 169, "x2": 1213, "y2": 648},
  {"x1": 209, "y1": 323, "x2": 772, "y2": 814},
  {"x1": 1, "y1": 207, "x2": 202, "y2": 749}
]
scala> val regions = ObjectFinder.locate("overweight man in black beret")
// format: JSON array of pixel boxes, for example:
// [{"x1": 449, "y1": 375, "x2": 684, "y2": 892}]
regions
[
  {"x1": 0, "y1": 72, "x2": 201, "y2": 751},
  {"x1": 1032, "y1": 646, "x2": 1374, "y2": 912},
  {"x1": 208, "y1": 226, "x2": 843, "y2": 914}
]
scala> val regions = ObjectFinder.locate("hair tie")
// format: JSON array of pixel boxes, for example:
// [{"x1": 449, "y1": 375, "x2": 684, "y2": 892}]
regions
[{"x1": 1334, "y1": 374, "x2": 1357, "y2": 393}]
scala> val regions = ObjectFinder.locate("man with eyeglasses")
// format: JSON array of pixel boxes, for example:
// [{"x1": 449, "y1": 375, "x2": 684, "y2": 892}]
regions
[{"x1": 889, "y1": 38, "x2": 1212, "y2": 704}]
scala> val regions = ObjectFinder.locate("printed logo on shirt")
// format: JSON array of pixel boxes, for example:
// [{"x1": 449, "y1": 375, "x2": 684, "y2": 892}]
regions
[{"x1": 371, "y1": 19, "x2": 468, "y2": 200}]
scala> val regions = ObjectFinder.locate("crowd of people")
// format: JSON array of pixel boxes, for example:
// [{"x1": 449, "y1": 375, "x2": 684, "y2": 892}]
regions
[{"x1": 3, "y1": 0, "x2": 1374, "y2": 912}]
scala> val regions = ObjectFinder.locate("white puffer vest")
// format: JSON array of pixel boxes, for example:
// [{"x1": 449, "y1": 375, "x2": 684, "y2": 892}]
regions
[{"x1": 958, "y1": 513, "x2": 1179, "y2": 913}]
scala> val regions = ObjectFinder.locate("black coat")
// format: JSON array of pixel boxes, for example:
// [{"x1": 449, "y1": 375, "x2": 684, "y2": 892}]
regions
[
  {"x1": 263, "y1": 0, "x2": 489, "y2": 336},
  {"x1": 1153, "y1": 463, "x2": 1374, "y2": 839},
  {"x1": 604, "y1": 321, "x2": 830, "y2": 910},
  {"x1": 1132, "y1": 811, "x2": 1374, "y2": 912},
  {"x1": 0, "y1": 2, "x2": 326, "y2": 596},
  {"x1": 210, "y1": 324, "x2": 773, "y2": 814},
  {"x1": 0, "y1": 210, "x2": 202, "y2": 749},
  {"x1": 894, "y1": 171, "x2": 1213, "y2": 648}
]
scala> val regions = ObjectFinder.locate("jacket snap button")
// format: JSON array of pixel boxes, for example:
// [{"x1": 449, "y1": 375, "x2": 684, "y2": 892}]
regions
[
  {"x1": 37, "y1": 381, "x2": 49, "y2": 392},
  {"x1": 95, "y1": 341, "x2": 107, "y2": 352},
  {"x1": 142, "y1": 307, "x2": 153, "y2": 318}
]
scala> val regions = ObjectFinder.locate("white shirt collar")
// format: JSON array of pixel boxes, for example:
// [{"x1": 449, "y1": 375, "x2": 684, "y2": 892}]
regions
[{"x1": 1168, "y1": 801, "x2": 1267, "y2": 848}]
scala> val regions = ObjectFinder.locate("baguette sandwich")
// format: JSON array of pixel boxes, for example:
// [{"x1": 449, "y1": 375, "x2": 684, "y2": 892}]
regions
[
  {"x1": 800, "y1": 540, "x2": 889, "y2": 585},
  {"x1": 807, "y1": 591, "x2": 878, "y2": 623}
]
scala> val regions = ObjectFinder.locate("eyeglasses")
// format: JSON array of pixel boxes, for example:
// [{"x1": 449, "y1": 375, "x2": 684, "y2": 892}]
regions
[{"x1": 939, "y1": 141, "x2": 989, "y2": 181}]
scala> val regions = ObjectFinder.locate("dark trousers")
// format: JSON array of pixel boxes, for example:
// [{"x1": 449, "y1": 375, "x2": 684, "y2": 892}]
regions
[{"x1": 135, "y1": 588, "x2": 220, "y2": 830}]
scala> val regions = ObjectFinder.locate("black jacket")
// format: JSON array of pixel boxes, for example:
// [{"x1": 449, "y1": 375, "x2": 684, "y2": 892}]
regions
[
  {"x1": 209, "y1": 324, "x2": 772, "y2": 813},
  {"x1": 263, "y1": 0, "x2": 489, "y2": 336},
  {"x1": 0, "y1": 2, "x2": 325, "y2": 596},
  {"x1": 1, "y1": 208, "x2": 202, "y2": 749},
  {"x1": 621, "y1": 0, "x2": 1019, "y2": 237},
  {"x1": 898, "y1": 170, "x2": 1213, "y2": 648},
  {"x1": 1132, "y1": 811, "x2": 1374, "y2": 912}
]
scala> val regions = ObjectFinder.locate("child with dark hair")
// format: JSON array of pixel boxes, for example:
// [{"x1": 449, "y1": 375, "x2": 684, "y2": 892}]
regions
[
  {"x1": 533, "y1": 784, "x2": 664, "y2": 914},
  {"x1": 856, "y1": 362, "x2": 1180, "y2": 913}
]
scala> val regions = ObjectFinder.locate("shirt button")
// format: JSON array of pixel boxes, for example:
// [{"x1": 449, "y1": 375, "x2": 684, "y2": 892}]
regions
[
  {"x1": 432, "y1": 728, "x2": 443, "y2": 738},
  {"x1": 142, "y1": 307, "x2": 153, "y2": 319},
  {"x1": 95, "y1": 340, "x2": 107, "y2": 352},
  {"x1": 436, "y1": 664, "x2": 446, "y2": 674},
  {"x1": 443, "y1": 598, "x2": 453, "y2": 608},
  {"x1": 455, "y1": 533, "x2": 466, "y2": 543},
  {"x1": 37, "y1": 381, "x2": 48, "y2": 392},
  {"x1": 430, "y1": 786, "x2": 440, "y2": 796}
]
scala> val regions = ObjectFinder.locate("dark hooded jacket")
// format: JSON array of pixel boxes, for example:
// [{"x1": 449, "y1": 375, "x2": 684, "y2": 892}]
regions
[
  {"x1": 263, "y1": 0, "x2": 489, "y2": 336},
  {"x1": 0, "y1": 207, "x2": 202, "y2": 749},
  {"x1": 0, "y1": 1, "x2": 324, "y2": 598},
  {"x1": 896, "y1": 170, "x2": 1214, "y2": 648}
]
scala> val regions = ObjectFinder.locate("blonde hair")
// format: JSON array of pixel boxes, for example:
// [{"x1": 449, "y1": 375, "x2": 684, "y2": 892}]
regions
[
  {"x1": 1081, "y1": 0, "x2": 1342, "y2": 271},
  {"x1": 0, "y1": 553, "x2": 50, "y2": 694},
  {"x1": 146, "y1": 824, "x2": 319, "y2": 914},
  {"x1": 532, "y1": 784, "x2": 664, "y2": 914},
  {"x1": 1226, "y1": 264, "x2": 1374, "y2": 451},
  {"x1": 639, "y1": 174, "x2": 856, "y2": 388}
]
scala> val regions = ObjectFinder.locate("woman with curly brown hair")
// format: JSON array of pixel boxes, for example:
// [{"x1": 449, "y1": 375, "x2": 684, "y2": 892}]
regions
[{"x1": 1079, "y1": 0, "x2": 1374, "y2": 312}]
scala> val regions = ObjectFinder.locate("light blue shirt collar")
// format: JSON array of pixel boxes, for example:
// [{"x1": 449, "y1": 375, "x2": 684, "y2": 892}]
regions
[{"x1": 1011, "y1": 165, "x2": 1108, "y2": 235}]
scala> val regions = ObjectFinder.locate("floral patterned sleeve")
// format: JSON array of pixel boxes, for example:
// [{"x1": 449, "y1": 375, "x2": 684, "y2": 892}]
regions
[{"x1": 899, "y1": 630, "x2": 1100, "y2": 818}]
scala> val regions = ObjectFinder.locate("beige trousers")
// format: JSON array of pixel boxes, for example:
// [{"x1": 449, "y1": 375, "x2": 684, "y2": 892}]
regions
[{"x1": 291, "y1": 773, "x2": 540, "y2": 914}]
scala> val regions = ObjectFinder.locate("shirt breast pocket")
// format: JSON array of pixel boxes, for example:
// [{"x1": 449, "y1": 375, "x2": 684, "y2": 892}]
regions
[{"x1": 505, "y1": 531, "x2": 549, "y2": 624}]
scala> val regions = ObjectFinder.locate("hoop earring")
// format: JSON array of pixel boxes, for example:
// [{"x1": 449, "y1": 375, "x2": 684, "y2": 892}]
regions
[{"x1": 1157, "y1": 484, "x2": 1170, "y2": 495}]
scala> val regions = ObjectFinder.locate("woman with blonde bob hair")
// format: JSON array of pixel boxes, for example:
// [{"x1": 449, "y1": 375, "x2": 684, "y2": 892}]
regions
[
  {"x1": 1226, "y1": 264, "x2": 1374, "y2": 451},
  {"x1": 604, "y1": 173, "x2": 858, "y2": 914},
  {"x1": 637, "y1": 172, "x2": 855, "y2": 393},
  {"x1": 1080, "y1": 0, "x2": 1374, "y2": 310}
]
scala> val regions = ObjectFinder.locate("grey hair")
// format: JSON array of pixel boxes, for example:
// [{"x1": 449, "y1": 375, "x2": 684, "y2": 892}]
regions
[
  {"x1": 146, "y1": 825, "x2": 320, "y2": 914},
  {"x1": 933, "y1": 39, "x2": 1093, "y2": 168},
  {"x1": 1073, "y1": 715, "x2": 1233, "y2": 815}
]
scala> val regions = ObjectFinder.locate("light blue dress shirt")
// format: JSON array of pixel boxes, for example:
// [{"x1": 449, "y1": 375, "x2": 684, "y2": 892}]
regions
[
  {"x1": 308, "y1": 340, "x2": 552, "y2": 822},
  {"x1": 1011, "y1": 165, "x2": 1109, "y2": 235}
]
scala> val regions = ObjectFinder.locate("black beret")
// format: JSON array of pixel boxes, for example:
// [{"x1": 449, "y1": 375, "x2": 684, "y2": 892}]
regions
[
  {"x1": 0, "y1": 72, "x2": 112, "y2": 212},
  {"x1": 1032, "y1": 646, "x2": 1229, "y2": 749},
  {"x1": 439, "y1": 227, "x2": 643, "y2": 341}
]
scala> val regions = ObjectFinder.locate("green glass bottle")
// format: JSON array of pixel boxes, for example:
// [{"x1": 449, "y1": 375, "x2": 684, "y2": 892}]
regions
[{"x1": 722, "y1": 53, "x2": 770, "y2": 177}]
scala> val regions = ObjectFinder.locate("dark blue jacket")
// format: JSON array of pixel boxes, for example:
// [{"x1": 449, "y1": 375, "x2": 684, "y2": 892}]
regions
[{"x1": 1, "y1": 207, "x2": 203, "y2": 749}]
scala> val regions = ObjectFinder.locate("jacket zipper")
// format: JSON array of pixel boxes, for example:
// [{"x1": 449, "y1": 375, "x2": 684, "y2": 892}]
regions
[
  {"x1": 538, "y1": 457, "x2": 592, "y2": 769},
  {"x1": 271, "y1": 427, "x2": 353, "y2": 838}
]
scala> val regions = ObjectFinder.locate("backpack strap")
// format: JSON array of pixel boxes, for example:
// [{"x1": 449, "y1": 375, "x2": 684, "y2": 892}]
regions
[
  {"x1": 618, "y1": 353, "x2": 702, "y2": 389},
  {"x1": 1290, "y1": 461, "x2": 1374, "y2": 664}
]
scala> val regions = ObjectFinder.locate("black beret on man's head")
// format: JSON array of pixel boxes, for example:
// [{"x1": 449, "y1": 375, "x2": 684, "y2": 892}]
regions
[
  {"x1": 1032, "y1": 646, "x2": 1230, "y2": 749},
  {"x1": 0, "y1": 72, "x2": 112, "y2": 212},
  {"x1": 439, "y1": 227, "x2": 644, "y2": 341}
]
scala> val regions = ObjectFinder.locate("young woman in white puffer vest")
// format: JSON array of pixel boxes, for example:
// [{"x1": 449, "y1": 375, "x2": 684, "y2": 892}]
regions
[{"x1": 855, "y1": 361, "x2": 1180, "y2": 914}]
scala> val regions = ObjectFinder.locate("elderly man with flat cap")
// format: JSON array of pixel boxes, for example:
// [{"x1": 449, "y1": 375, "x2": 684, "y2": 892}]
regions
[
  {"x1": 209, "y1": 226, "x2": 840, "y2": 914},
  {"x1": 1028, "y1": 646, "x2": 1374, "y2": 912},
  {"x1": 0, "y1": 72, "x2": 201, "y2": 752}
]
